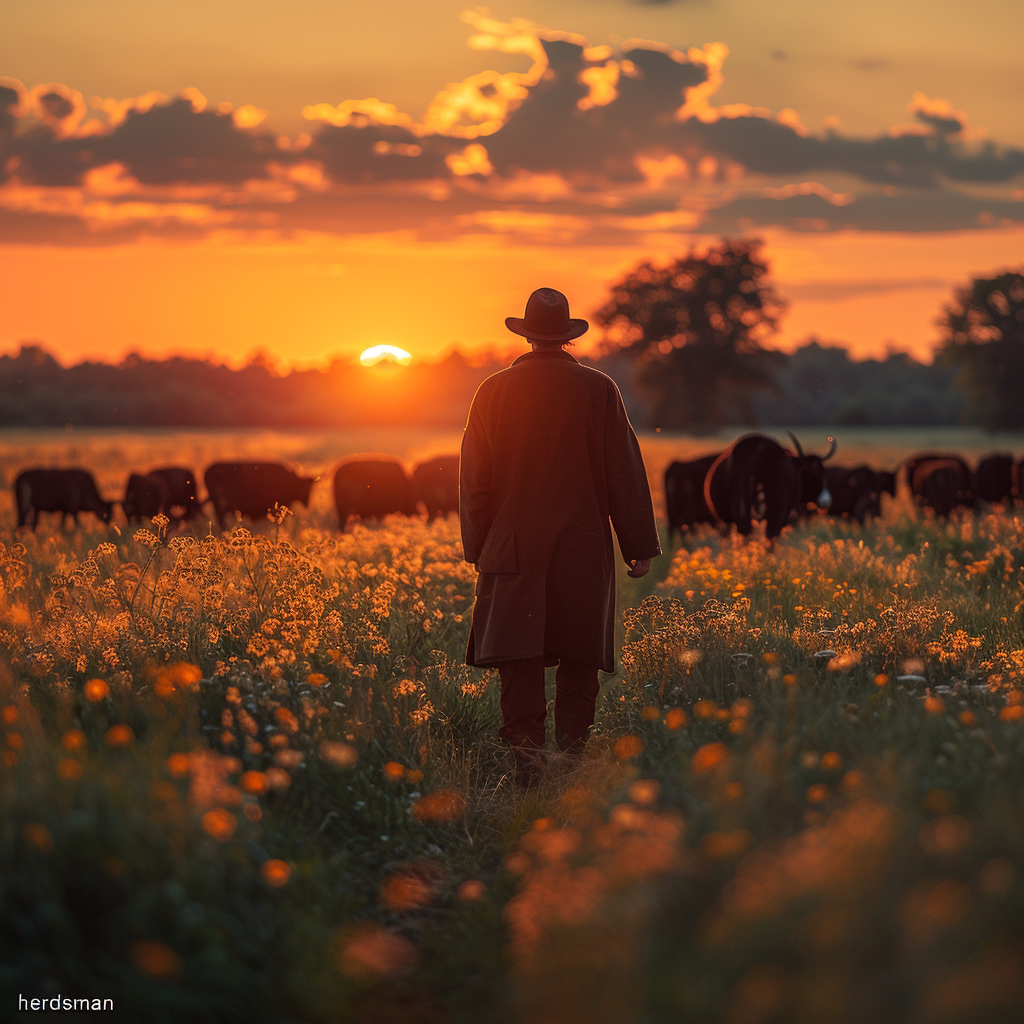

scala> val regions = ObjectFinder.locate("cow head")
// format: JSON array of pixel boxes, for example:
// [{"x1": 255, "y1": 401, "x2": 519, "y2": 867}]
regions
[{"x1": 788, "y1": 431, "x2": 837, "y2": 509}]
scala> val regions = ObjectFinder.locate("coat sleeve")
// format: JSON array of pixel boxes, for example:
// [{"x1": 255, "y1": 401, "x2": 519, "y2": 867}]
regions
[
  {"x1": 459, "y1": 390, "x2": 492, "y2": 565},
  {"x1": 604, "y1": 386, "x2": 662, "y2": 562}
]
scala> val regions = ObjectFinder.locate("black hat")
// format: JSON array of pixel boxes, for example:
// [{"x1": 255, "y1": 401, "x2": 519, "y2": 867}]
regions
[{"x1": 505, "y1": 287, "x2": 589, "y2": 343}]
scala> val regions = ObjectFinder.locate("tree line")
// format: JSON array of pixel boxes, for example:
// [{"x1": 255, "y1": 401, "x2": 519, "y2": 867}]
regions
[{"x1": 3, "y1": 238, "x2": 1019, "y2": 431}]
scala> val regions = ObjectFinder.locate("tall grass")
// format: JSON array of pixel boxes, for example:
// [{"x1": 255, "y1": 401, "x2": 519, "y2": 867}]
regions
[{"x1": 1, "y1": 438, "x2": 1024, "y2": 1021}]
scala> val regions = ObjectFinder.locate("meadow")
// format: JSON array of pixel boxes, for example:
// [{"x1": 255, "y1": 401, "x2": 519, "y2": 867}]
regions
[{"x1": 2, "y1": 426, "x2": 1024, "y2": 1023}]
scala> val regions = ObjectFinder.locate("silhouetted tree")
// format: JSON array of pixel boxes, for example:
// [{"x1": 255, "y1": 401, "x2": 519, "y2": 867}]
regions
[
  {"x1": 593, "y1": 238, "x2": 786, "y2": 431},
  {"x1": 938, "y1": 268, "x2": 1024, "y2": 429}
]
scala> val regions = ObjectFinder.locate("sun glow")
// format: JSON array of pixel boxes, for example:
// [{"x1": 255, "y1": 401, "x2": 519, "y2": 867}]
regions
[{"x1": 359, "y1": 345, "x2": 412, "y2": 366}]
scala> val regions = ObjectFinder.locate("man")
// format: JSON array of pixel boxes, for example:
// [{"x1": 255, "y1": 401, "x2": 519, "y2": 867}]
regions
[{"x1": 459, "y1": 287, "x2": 662, "y2": 787}]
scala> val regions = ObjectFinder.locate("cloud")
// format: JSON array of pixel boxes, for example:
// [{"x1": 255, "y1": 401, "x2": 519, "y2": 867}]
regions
[{"x1": 2, "y1": 15, "x2": 1024, "y2": 245}]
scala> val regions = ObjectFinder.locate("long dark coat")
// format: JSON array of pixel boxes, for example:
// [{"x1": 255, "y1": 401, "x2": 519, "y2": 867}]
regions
[{"x1": 460, "y1": 348, "x2": 661, "y2": 672}]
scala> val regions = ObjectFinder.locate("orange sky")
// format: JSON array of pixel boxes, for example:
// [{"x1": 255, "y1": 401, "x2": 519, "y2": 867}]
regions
[{"x1": 2, "y1": 4, "x2": 1023, "y2": 367}]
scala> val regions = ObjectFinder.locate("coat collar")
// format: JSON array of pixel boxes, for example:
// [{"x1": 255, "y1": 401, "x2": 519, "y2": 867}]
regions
[{"x1": 511, "y1": 348, "x2": 579, "y2": 366}]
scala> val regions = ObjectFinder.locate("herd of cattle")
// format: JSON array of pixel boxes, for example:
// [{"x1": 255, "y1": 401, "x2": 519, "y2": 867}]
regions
[
  {"x1": 12, "y1": 455, "x2": 460, "y2": 531},
  {"x1": 9, "y1": 435, "x2": 1024, "y2": 537}
]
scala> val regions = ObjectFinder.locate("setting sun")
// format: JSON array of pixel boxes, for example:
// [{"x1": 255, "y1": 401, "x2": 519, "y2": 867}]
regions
[{"x1": 358, "y1": 345, "x2": 412, "y2": 367}]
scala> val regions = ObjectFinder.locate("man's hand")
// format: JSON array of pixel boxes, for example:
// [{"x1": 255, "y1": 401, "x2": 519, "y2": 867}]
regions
[{"x1": 626, "y1": 557, "x2": 651, "y2": 578}]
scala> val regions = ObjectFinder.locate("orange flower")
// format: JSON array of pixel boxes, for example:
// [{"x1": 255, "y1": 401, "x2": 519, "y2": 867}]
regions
[
  {"x1": 337, "y1": 925, "x2": 417, "y2": 980},
  {"x1": 806, "y1": 784, "x2": 829, "y2": 804},
  {"x1": 664, "y1": 708, "x2": 688, "y2": 730},
  {"x1": 691, "y1": 742, "x2": 729, "y2": 775},
  {"x1": 261, "y1": 859, "x2": 291, "y2": 887},
  {"x1": 820, "y1": 751, "x2": 842, "y2": 771},
  {"x1": 958, "y1": 710, "x2": 977, "y2": 727},
  {"x1": 62, "y1": 730, "x2": 86, "y2": 752},
  {"x1": 240, "y1": 771, "x2": 268, "y2": 795},
  {"x1": 307, "y1": 672, "x2": 328, "y2": 688},
  {"x1": 614, "y1": 735, "x2": 643, "y2": 760},
  {"x1": 380, "y1": 873, "x2": 432, "y2": 911},
  {"x1": 243, "y1": 803, "x2": 263, "y2": 822},
  {"x1": 273, "y1": 707, "x2": 299, "y2": 733},
  {"x1": 24, "y1": 823, "x2": 53, "y2": 853},
  {"x1": 6, "y1": 733, "x2": 23, "y2": 751},
  {"x1": 1000, "y1": 705, "x2": 1024, "y2": 722},
  {"x1": 129, "y1": 940, "x2": 182, "y2": 981},
  {"x1": 105, "y1": 724, "x2": 134, "y2": 748},
  {"x1": 693, "y1": 700, "x2": 719, "y2": 720},
  {"x1": 411, "y1": 790, "x2": 467, "y2": 823},
  {"x1": 265, "y1": 768, "x2": 291, "y2": 791},
  {"x1": 628, "y1": 779, "x2": 661, "y2": 806},
  {"x1": 874, "y1": 673, "x2": 889, "y2": 687},
  {"x1": 641, "y1": 706, "x2": 660, "y2": 721},
  {"x1": 320, "y1": 741, "x2": 358, "y2": 768},
  {"x1": 166, "y1": 752, "x2": 191, "y2": 778},
  {"x1": 201, "y1": 808, "x2": 236, "y2": 841},
  {"x1": 383, "y1": 761, "x2": 406, "y2": 781},
  {"x1": 924, "y1": 696, "x2": 945, "y2": 714},
  {"x1": 1, "y1": 705, "x2": 17, "y2": 725},
  {"x1": 57, "y1": 758, "x2": 83, "y2": 781},
  {"x1": 782, "y1": 674, "x2": 798, "y2": 687},
  {"x1": 84, "y1": 678, "x2": 109, "y2": 702},
  {"x1": 457, "y1": 879, "x2": 486, "y2": 901}
]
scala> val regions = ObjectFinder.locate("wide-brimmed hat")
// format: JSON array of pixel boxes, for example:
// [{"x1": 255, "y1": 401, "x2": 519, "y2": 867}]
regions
[{"x1": 505, "y1": 287, "x2": 589, "y2": 343}]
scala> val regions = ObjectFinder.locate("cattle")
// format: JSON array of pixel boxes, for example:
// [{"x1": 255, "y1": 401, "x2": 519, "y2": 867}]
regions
[
  {"x1": 203, "y1": 462, "x2": 317, "y2": 527},
  {"x1": 974, "y1": 454, "x2": 1014, "y2": 506},
  {"x1": 123, "y1": 472, "x2": 169, "y2": 523},
  {"x1": 15, "y1": 468, "x2": 113, "y2": 530},
  {"x1": 876, "y1": 470, "x2": 897, "y2": 501},
  {"x1": 907, "y1": 455, "x2": 973, "y2": 518},
  {"x1": 704, "y1": 432, "x2": 836, "y2": 540},
  {"x1": 412, "y1": 454, "x2": 460, "y2": 520},
  {"x1": 664, "y1": 454, "x2": 720, "y2": 540},
  {"x1": 149, "y1": 466, "x2": 201, "y2": 522},
  {"x1": 333, "y1": 457, "x2": 417, "y2": 529},
  {"x1": 825, "y1": 464, "x2": 887, "y2": 524}
]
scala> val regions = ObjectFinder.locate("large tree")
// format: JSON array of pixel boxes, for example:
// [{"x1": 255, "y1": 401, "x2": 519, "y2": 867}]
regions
[
  {"x1": 593, "y1": 238, "x2": 786, "y2": 431},
  {"x1": 938, "y1": 268, "x2": 1024, "y2": 430}
]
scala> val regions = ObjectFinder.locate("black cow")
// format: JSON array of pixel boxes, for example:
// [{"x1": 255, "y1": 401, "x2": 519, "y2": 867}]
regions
[
  {"x1": 908, "y1": 456, "x2": 973, "y2": 518},
  {"x1": 825, "y1": 464, "x2": 887, "y2": 524},
  {"x1": 412, "y1": 454, "x2": 460, "y2": 520},
  {"x1": 204, "y1": 462, "x2": 317, "y2": 527},
  {"x1": 123, "y1": 472, "x2": 169, "y2": 523},
  {"x1": 974, "y1": 454, "x2": 1014, "y2": 506},
  {"x1": 15, "y1": 468, "x2": 113, "y2": 530},
  {"x1": 150, "y1": 466, "x2": 201, "y2": 522},
  {"x1": 705, "y1": 432, "x2": 836, "y2": 539},
  {"x1": 333, "y1": 457, "x2": 417, "y2": 529},
  {"x1": 664, "y1": 454, "x2": 720, "y2": 540}
]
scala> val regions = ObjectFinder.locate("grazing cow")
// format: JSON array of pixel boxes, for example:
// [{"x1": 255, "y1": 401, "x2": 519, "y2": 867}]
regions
[
  {"x1": 333, "y1": 457, "x2": 417, "y2": 529},
  {"x1": 664, "y1": 454, "x2": 719, "y2": 540},
  {"x1": 15, "y1": 468, "x2": 113, "y2": 530},
  {"x1": 974, "y1": 454, "x2": 1014, "y2": 506},
  {"x1": 149, "y1": 466, "x2": 201, "y2": 522},
  {"x1": 123, "y1": 472, "x2": 169, "y2": 523},
  {"x1": 412, "y1": 454, "x2": 460, "y2": 520},
  {"x1": 825, "y1": 464, "x2": 886, "y2": 524},
  {"x1": 909, "y1": 457, "x2": 973, "y2": 518},
  {"x1": 203, "y1": 462, "x2": 317, "y2": 527},
  {"x1": 705, "y1": 432, "x2": 836, "y2": 539}
]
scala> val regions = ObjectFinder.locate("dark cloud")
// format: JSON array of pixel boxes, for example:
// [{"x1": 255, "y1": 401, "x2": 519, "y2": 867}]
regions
[{"x1": 2, "y1": 20, "x2": 1023, "y2": 245}]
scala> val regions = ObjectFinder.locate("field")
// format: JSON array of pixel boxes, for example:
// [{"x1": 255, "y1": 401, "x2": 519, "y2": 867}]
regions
[{"x1": 3, "y1": 426, "x2": 1024, "y2": 1024}]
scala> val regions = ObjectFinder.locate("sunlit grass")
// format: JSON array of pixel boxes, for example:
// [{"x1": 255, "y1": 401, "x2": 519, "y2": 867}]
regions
[{"x1": 2, "y1": 432, "x2": 1024, "y2": 1021}]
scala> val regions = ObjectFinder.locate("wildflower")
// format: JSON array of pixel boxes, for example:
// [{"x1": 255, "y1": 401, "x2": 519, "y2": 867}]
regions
[
  {"x1": 841, "y1": 770, "x2": 864, "y2": 792},
  {"x1": 924, "y1": 696, "x2": 945, "y2": 714},
  {"x1": 1000, "y1": 705, "x2": 1024, "y2": 722},
  {"x1": 411, "y1": 790, "x2": 466, "y2": 823},
  {"x1": 105, "y1": 724, "x2": 134, "y2": 748},
  {"x1": 874, "y1": 674, "x2": 889, "y2": 687},
  {"x1": 240, "y1": 771, "x2": 268, "y2": 795},
  {"x1": 24, "y1": 823, "x2": 53, "y2": 853},
  {"x1": 806, "y1": 784, "x2": 829, "y2": 804},
  {"x1": 820, "y1": 751, "x2": 842, "y2": 771},
  {"x1": 691, "y1": 742, "x2": 729, "y2": 775},
  {"x1": 665, "y1": 708, "x2": 688, "y2": 729},
  {"x1": 307, "y1": 672, "x2": 328, "y2": 688},
  {"x1": 457, "y1": 880, "x2": 486, "y2": 901},
  {"x1": 261, "y1": 859, "x2": 291, "y2": 887},
  {"x1": 0, "y1": 705, "x2": 17, "y2": 725},
  {"x1": 274, "y1": 749, "x2": 303, "y2": 769},
  {"x1": 693, "y1": 700, "x2": 719, "y2": 720},
  {"x1": 384, "y1": 762, "x2": 406, "y2": 781},
  {"x1": 782, "y1": 674, "x2": 798, "y2": 686},
  {"x1": 166, "y1": 752, "x2": 191, "y2": 777},
  {"x1": 958, "y1": 710, "x2": 977, "y2": 726},
  {"x1": 84, "y1": 678, "x2": 109, "y2": 702},
  {"x1": 6, "y1": 733, "x2": 23, "y2": 751},
  {"x1": 273, "y1": 707, "x2": 299, "y2": 733},
  {"x1": 243, "y1": 803, "x2": 262, "y2": 822},
  {"x1": 380, "y1": 872, "x2": 433, "y2": 911},
  {"x1": 641, "y1": 706, "x2": 660, "y2": 721},
  {"x1": 628, "y1": 779, "x2": 661, "y2": 806},
  {"x1": 320, "y1": 741, "x2": 358, "y2": 768},
  {"x1": 201, "y1": 808, "x2": 237, "y2": 841},
  {"x1": 264, "y1": 768, "x2": 291, "y2": 791},
  {"x1": 337, "y1": 925, "x2": 418, "y2": 980},
  {"x1": 57, "y1": 759, "x2": 83, "y2": 781},
  {"x1": 129, "y1": 940, "x2": 182, "y2": 981},
  {"x1": 614, "y1": 735, "x2": 643, "y2": 760},
  {"x1": 62, "y1": 730, "x2": 86, "y2": 752}
]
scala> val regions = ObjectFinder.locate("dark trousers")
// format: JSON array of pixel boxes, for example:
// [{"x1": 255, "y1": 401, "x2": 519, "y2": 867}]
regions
[{"x1": 497, "y1": 655, "x2": 600, "y2": 753}]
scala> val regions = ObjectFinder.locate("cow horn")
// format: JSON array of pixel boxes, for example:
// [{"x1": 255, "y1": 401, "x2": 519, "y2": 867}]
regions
[
  {"x1": 823, "y1": 435, "x2": 837, "y2": 462},
  {"x1": 786, "y1": 430, "x2": 804, "y2": 458}
]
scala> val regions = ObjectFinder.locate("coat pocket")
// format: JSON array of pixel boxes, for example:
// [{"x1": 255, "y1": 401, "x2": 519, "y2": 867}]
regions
[{"x1": 478, "y1": 528, "x2": 518, "y2": 574}]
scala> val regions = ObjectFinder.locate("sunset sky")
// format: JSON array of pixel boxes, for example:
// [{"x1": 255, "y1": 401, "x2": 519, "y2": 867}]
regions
[{"x1": 2, "y1": 0, "x2": 1023, "y2": 367}]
